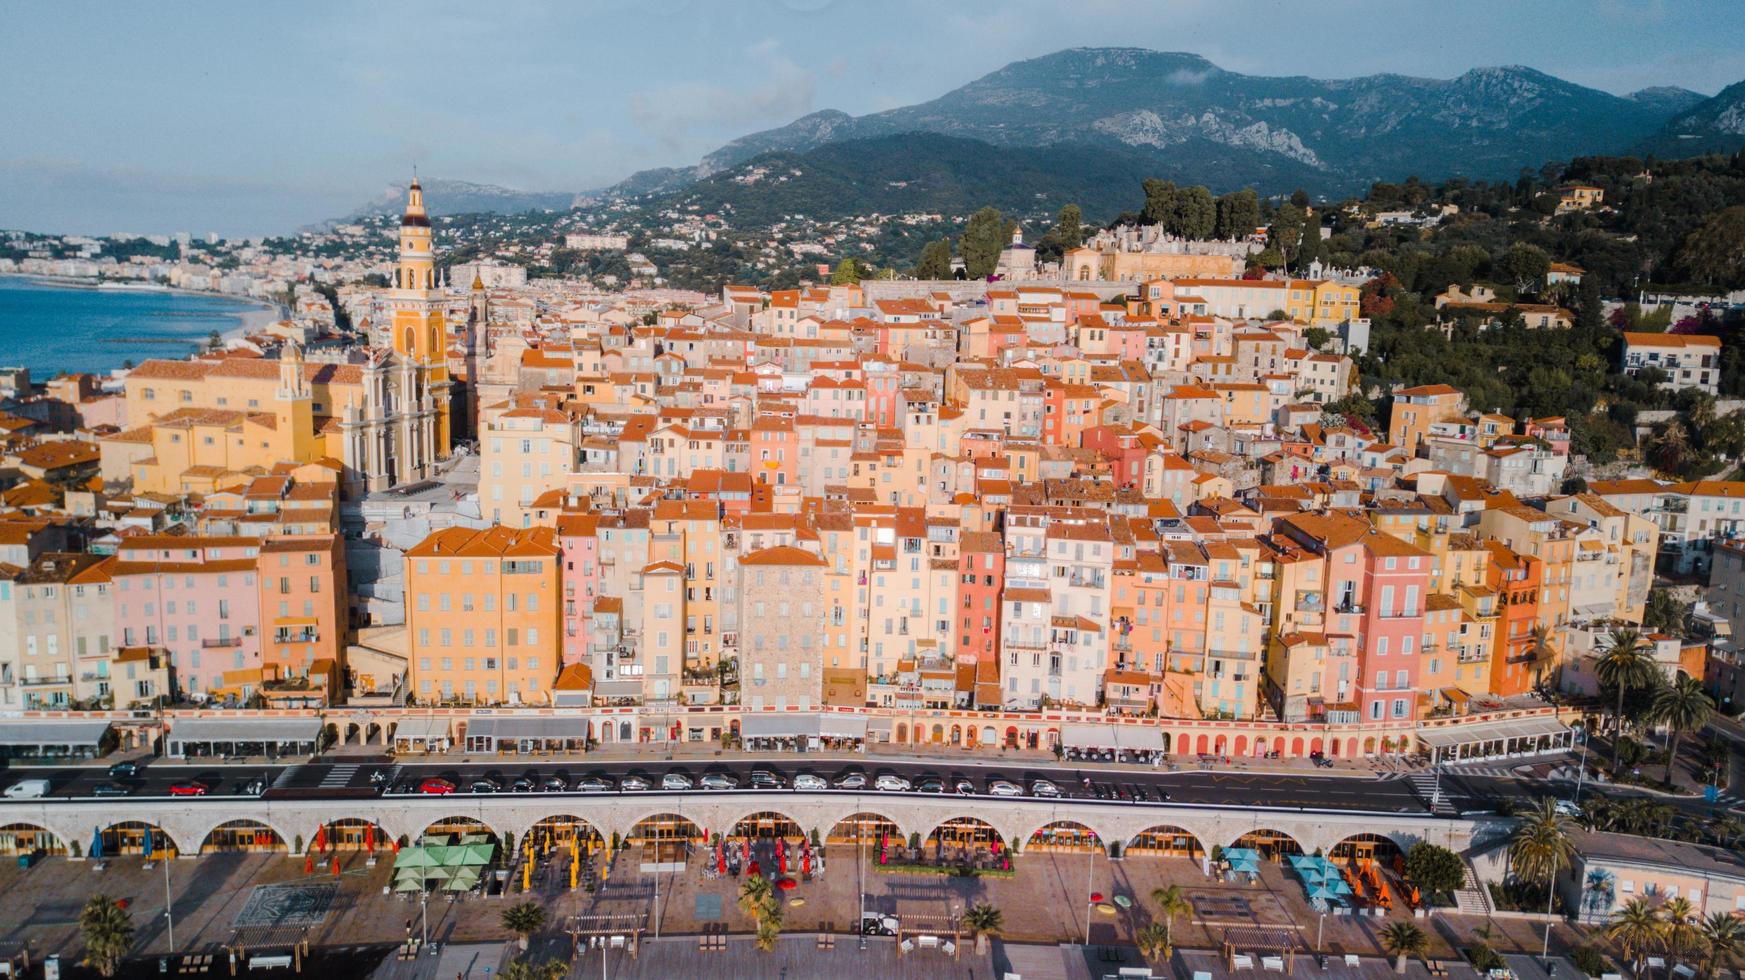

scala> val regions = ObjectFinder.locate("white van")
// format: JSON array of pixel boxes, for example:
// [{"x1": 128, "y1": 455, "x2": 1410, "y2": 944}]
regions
[{"x1": 3, "y1": 779, "x2": 50, "y2": 799}]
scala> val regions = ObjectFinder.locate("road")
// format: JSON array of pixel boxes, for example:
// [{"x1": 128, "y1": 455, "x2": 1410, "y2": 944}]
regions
[{"x1": 9, "y1": 755, "x2": 1430, "y2": 814}]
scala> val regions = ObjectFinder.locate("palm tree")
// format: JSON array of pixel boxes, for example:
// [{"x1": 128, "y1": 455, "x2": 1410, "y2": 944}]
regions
[
  {"x1": 1597, "y1": 628, "x2": 1659, "y2": 771},
  {"x1": 1381, "y1": 921, "x2": 1430, "y2": 974},
  {"x1": 78, "y1": 894, "x2": 134, "y2": 978},
  {"x1": 1652, "y1": 675, "x2": 1715, "y2": 786},
  {"x1": 962, "y1": 902, "x2": 1004, "y2": 953},
  {"x1": 1526, "y1": 624, "x2": 1559, "y2": 687},
  {"x1": 1509, "y1": 799, "x2": 1575, "y2": 919},
  {"x1": 739, "y1": 875, "x2": 783, "y2": 951},
  {"x1": 1699, "y1": 911, "x2": 1745, "y2": 978},
  {"x1": 1151, "y1": 884, "x2": 1192, "y2": 949},
  {"x1": 1136, "y1": 922, "x2": 1172, "y2": 963},
  {"x1": 500, "y1": 902, "x2": 546, "y2": 951},
  {"x1": 1605, "y1": 897, "x2": 1667, "y2": 973},
  {"x1": 1708, "y1": 815, "x2": 1745, "y2": 849},
  {"x1": 1661, "y1": 898, "x2": 1704, "y2": 963}
]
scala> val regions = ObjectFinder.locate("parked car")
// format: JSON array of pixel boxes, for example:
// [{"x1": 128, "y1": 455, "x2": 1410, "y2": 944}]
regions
[
  {"x1": 916, "y1": 777, "x2": 945, "y2": 794},
  {"x1": 541, "y1": 776, "x2": 568, "y2": 792},
  {"x1": 874, "y1": 775, "x2": 912, "y2": 792},
  {"x1": 419, "y1": 778, "x2": 456, "y2": 796},
  {"x1": 239, "y1": 776, "x2": 266, "y2": 796},
  {"x1": 661, "y1": 772, "x2": 693, "y2": 791},
  {"x1": 90, "y1": 782, "x2": 131, "y2": 798},
  {"x1": 793, "y1": 773, "x2": 827, "y2": 791},
  {"x1": 510, "y1": 777, "x2": 536, "y2": 793},
  {"x1": 1030, "y1": 779, "x2": 1062, "y2": 798},
  {"x1": 619, "y1": 775, "x2": 651, "y2": 792},
  {"x1": 1553, "y1": 799, "x2": 1581, "y2": 817},
  {"x1": 168, "y1": 781, "x2": 208, "y2": 797},
  {"x1": 953, "y1": 779, "x2": 976, "y2": 795},
  {"x1": 748, "y1": 770, "x2": 784, "y2": 789},
  {"x1": 4, "y1": 780, "x2": 49, "y2": 799},
  {"x1": 832, "y1": 772, "x2": 868, "y2": 790},
  {"x1": 700, "y1": 773, "x2": 738, "y2": 790},
  {"x1": 988, "y1": 780, "x2": 1022, "y2": 797},
  {"x1": 107, "y1": 761, "x2": 141, "y2": 779},
  {"x1": 574, "y1": 776, "x2": 614, "y2": 793},
  {"x1": 470, "y1": 779, "x2": 500, "y2": 794}
]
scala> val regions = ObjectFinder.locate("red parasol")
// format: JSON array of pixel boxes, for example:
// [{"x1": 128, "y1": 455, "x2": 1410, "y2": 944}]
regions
[
  {"x1": 313, "y1": 824, "x2": 327, "y2": 854},
  {"x1": 330, "y1": 856, "x2": 340, "y2": 877},
  {"x1": 304, "y1": 855, "x2": 314, "y2": 874},
  {"x1": 748, "y1": 860, "x2": 762, "y2": 877},
  {"x1": 1090, "y1": 892, "x2": 1104, "y2": 903},
  {"x1": 777, "y1": 838, "x2": 786, "y2": 875},
  {"x1": 717, "y1": 841, "x2": 727, "y2": 876},
  {"x1": 802, "y1": 850, "x2": 811, "y2": 876},
  {"x1": 777, "y1": 878, "x2": 797, "y2": 891},
  {"x1": 391, "y1": 837, "x2": 401, "y2": 854},
  {"x1": 366, "y1": 826, "x2": 376, "y2": 854}
]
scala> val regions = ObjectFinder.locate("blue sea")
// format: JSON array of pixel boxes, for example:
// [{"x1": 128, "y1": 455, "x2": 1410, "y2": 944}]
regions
[{"x1": 0, "y1": 276, "x2": 275, "y2": 378}]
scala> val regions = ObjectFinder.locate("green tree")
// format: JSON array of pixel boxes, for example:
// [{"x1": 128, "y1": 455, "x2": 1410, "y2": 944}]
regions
[
  {"x1": 79, "y1": 894, "x2": 134, "y2": 978},
  {"x1": 1605, "y1": 901, "x2": 1666, "y2": 976},
  {"x1": 1596, "y1": 628, "x2": 1659, "y2": 771},
  {"x1": 500, "y1": 901, "x2": 546, "y2": 950},
  {"x1": 913, "y1": 238, "x2": 953, "y2": 280},
  {"x1": 497, "y1": 960, "x2": 566, "y2": 980},
  {"x1": 830, "y1": 259, "x2": 868, "y2": 285},
  {"x1": 1176, "y1": 186, "x2": 1216, "y2": 239},
  {"x1": 1216, "y1": 189, "x2": 1260, "y2": 240},
  {"x1": 1402, "y1": 842, "x2": 1465, "y2": 898},
  {"x1": 1495, "y1": 242, "x2": 1551, "y2": 293},
  {"x1": 1662, "y1": 897, "x2": 1705, "y2": 962},
  {"x1": 1135, "y1": 922, "x2": 1172, "y2": 963},
  {"x1": 1676, "y1": 205, "x2": 1745, "y2": 290},
  {"x1": 1643, "y1": 588, "x2": 1689, "y2": 633},
  {"x1": 1653, "y1": 674, "x2": 1715, "y2": 785},
  {"x1": 1380, "y1": 921, "x2": 1429, "y2": 974},
  {"x1": 739, "y1": 875, "x2": 783, "y2": 951},
  {"x1": 961, "y1": 207, "x2": 1007, "y2": 279},
  {"x1": 1151, "y1": 884, "x2": 1192, "y2": 948},
  {"x1": 1055, "y1": 204, "x2": 1085, "y2": 250},
  {"x1": 962, "y1": 902, "x2": 1004, "y2": 952},
  {"x1": 1270, "y1": 204, "x2": 1306, "y2": 267},
  {"x1": 1507, "y1": 798, "x2": 1574, "y2": 918},
  {"x1": 1700, "y1": 911, "x2": 1745, "y2": 978},
  {"x1": 1142, "y1": 179, "x2": 1179, "y2": 228}
]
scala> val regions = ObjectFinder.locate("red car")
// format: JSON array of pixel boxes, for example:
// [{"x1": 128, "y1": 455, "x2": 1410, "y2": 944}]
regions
[
  {"x1": 419, "y1": 778, "x2": 456, "y2": 796},
  {"x1": 168, "y1": 782, "x2": 208, "y2": 797}
]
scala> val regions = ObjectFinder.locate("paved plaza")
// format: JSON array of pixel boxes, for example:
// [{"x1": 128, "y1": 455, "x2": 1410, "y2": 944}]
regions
[{"x1": 0, "y1": 839, "x2": 1593, "y2": 975}]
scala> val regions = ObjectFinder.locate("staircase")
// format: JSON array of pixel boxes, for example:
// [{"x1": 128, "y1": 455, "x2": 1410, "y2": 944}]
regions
[{"x1": 1451, "y1": 860, "x2": 1492, "y2": 916}]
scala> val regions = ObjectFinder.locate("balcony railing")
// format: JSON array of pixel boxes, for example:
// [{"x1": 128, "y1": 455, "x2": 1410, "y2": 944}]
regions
[{"x1": 202, "y1": 637, "x2": 243, "y2": 649}]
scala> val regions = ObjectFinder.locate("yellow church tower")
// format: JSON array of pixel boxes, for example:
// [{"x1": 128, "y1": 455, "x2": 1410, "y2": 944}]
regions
[{"x1": 390, "y1": 177, "x2": 452, "y2": 449}]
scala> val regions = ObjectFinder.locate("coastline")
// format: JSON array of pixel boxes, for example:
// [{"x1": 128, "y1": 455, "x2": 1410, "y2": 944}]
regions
[{"x1": 0, "y1": 271, "x2": 284, "y2": 323}]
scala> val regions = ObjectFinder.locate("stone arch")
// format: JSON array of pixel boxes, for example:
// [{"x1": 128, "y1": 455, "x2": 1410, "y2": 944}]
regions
[
  {"x1": 1127, "y1": 823, "x2": 1206, "y2": 860},
  {"x1": 827, "y1": 811, "x2": 900, "y2": 846},
  {"x1": 924, "y1": 815, "x2": 1004, "y2": 852},
  {"x1": 1329, "y1": 830, "x2": 1413, "y2": 864},
  {"x1": 0, "y1": 822, "x2": 66, "y2": 856},
  {"x1": 1195, "y1": 733, "x2": 1209, "y2": 755},
  {"x1": 1025, "y1": 819, "x2": 1102, "y2": 853},
  {"x1": 1229, "y1": 827, "x2": 1304, "y2": 861},
  {"x1": 727, "y1": 810, "x2": 806, "y2": 840},
  {"x1": 930, "y1": 723, "x2": 945, "y2": 744},
  {"x1": 100, "y1": 819, "x2": 182, "y2": 857},
  {"x1": 306, "y1": 817, "x2": 389, "y2": 853},
  {"x1": 1003, "y1": 725, "x2": 1019, "y2": 748},
  {"x1": 201, "y1": 819, "x2": 286, "y2": 853},
  {"x1": 526, "y1": 814, "x2": 605, "y2": 854},
  {"x1": 1309, "y1": 737, "x2": 1324, "y2": 755},
  {"x1": 624, "y1": 812, "x2": 702, "y2": 850},
  {"x1": 949, "y1": 724, "x2": 962, "y2": 746},
  {"x1": 1363, "y1": 736, "x2": 1377, "y2": 756},
  {"x1": 980, "y1": 725, "x2": 997, "y2": 747},
  {"x1": 419, "y1": 815, "x2": 502, "y2": 846},
  {"x1": 896, "y1": 722, "x2": 909, "y2": 744},
  {"x1": 1158, "y1": 731, "x2": 1171, "y2": 754},
  {"x1": 1290, "y1": 736, "x2": 1304, "y2": 757},
  {"x1": 1234, "y1": 735, "x2": 1248, "y2": 756}
]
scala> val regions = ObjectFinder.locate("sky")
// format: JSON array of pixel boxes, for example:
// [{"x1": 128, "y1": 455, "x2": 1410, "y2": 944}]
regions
[{"x1": 5, "y1": 0, "x2": 1745, "y2": 238}]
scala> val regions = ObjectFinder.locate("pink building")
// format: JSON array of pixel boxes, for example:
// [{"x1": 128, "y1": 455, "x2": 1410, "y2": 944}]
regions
[
  {"x1": 112, "y1": 535, "x2": 263, "y2": 697},
  {"x1": 864, "y1": 371, "x2": 901, "y2": 429},
  {"x1": 557, "y1": 513, "x2": 602, "y2": 666},
  {"x1": 1354, "y1": 534, "x2": 1431, "y2": 724}
]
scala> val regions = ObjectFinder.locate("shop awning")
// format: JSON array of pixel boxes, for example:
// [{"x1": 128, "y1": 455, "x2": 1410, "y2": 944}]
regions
[
  {"x1": 393, "y1": 717, "x2": 451, "y2": 742},
  {"x1": 0, "y1": 719, "x2": 112, "y2": 747},
  {"x1": 169, "y1": 717, "x2": 319, "y2": 743},
  {"x1": 1417, "y1": 714, "x2": 1571, "y2": 750},
  {"x1": 818, "y1": 714, "x2": 868, "y2": 739},
  {"x1": 1062, "y1": 722, "x2": 1167, "y2": 752},
  {"x1": 466, "y1": 717, "x2": 584, "y2": 742},
  {"x1": 740, "y1": 714, "x2": 819, "y2": 739}
]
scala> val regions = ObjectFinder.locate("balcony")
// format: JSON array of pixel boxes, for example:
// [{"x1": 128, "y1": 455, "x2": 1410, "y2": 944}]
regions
[
  {"x1": 19, "y1": 675, "x2": 72, "y2": 687},
  {"x1": 1333, "y1": 600, "x2": 1364, "y2": 615},
  {"x1": 202, "y1": 637, "x2": 243, "y2": 649},
  {"x1": 273, "y1": 628, "x2": 318, "y2": 644}
]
